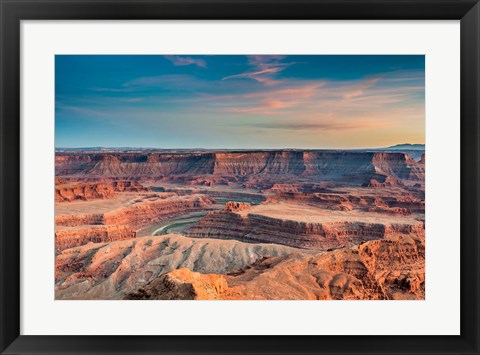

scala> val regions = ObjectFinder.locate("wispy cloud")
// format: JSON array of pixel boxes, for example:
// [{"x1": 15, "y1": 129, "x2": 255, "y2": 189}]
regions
[
  {"x1": 246, "y1": 121, "x2": 371, "y2": 131},
  {"x1": 222, "y1": 55, "x2": 293, "y2": 86},
  {"x1": 90, "y1": 87, "x2": 133, "y2": 93},
  {"x1": 341, "y1": 77, "x2": 381, "y2": 99},
  {"x1": 164, "y1": 55, "x2": 207, "y2": 68},
  {"x1": 222, "y1": 67, "x2": 282, "y2": 82},
  {"x1": 219, "y1": 74, "x2": 424, "y2": 135},
  {"x1": 225, "y1": 100, "x2": 296, "y2": 114},
  {"x1": 222, "y1": 83, "x2": 323, "y2": 114},
  {"x1": 56, "y1": 55, "x2": 424, "y2": 149},
  {"x1": 56, "y1": 104, "x2": 111, "y2": 118},
  {"x1": 119, "y1": 74, "x2": 215, "y2": 94}
]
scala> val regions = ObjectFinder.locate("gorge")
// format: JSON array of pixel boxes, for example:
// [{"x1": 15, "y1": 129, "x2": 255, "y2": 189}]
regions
[{"x1": 55, "y1": 148, "x2": 425, "y2": 300}]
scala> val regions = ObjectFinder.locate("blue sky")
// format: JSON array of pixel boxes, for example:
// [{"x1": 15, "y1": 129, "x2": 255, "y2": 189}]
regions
[{"x1": 55, "y1": 55, "x2": 425, "y2": 149}]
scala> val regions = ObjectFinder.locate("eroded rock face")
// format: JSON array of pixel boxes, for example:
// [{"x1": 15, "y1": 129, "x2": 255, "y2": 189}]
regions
[
  {"x1": 267, "y1": 191, "x2": 425, "y2": 215},
  {"x1": 224, "y1": 201, "x2": 252, "y2": 212},
  {"x1": 125, "y1": 269, "x2": 229, "y2": 300},
  {"x1": 54, "y1": 149, "x2": 425, "y2": 301},
  {"x1": 55, "y1": 194, "x2": 214, "y2": 250},
  {"x1": 124, "y1": 234, "x2": 425, "y2": 300},
  {"x1": 55, "y1": 194, "x2": 213, "y2": 227},
  {"x1": 55, "y1": 151, "x2": 425, "y2": 185},
  {"x1": 371, "y1": 152, "x2": 424, "y2": 181},
  {"x1": 55, "y1": 225, "x2": 136, "y2": 251},
  {"x1": 55, "y1": 180, "x2": 149, "y2": 202},
  {"x1": 55, "y1": 234, "x2": 300, "y2": 300},
  {"x1": 101, "y1": 195, "x2": 213, "y2": 230},
  {"x1": 185, "y1": 210, "x2": 424, "y2": 250},
  {"x1": 366, "y1": 176, "x2": 403, "y2": 188},
  {"x1": 55, "y1": 213, "x2": 104, "y2": 227}
]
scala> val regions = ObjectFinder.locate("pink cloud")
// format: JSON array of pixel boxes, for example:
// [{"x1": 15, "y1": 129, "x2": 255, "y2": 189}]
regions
[
  {"x1": 223, "y1": 83, "x2": 324, "y2": 115},
  {"x1": 264, "y1": 100, "x2": 291, "y2": 108},
  {"x1": 222, "y1": 75, "x2": 423, "y2": 129},
  {"x1": 248, "y1": 55, "x2": 287, "y2": 70},
  {"x1": 222, "y1": 55, "x2": 293, "y2": 86},
  {"x1": 164, "y1": 55, "x2": 207, "y2": 68},
  {"x1": 244, "y1": 83, "x2": 322, "y2": 100},
  {"x1": 341, "y1": 77, "x2": 381, "y2": 99},
  {"x1": 248, "y1": 120, "x2": 374, "y2": 131},
  {"x1": 225, "y1": 99, "x2": 297, "y2": 114},
  {"x1": 222, "y1": 67, "x2": 282, "y2": 82}
]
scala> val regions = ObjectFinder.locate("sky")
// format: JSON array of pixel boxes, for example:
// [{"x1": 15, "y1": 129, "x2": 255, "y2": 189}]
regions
[{"x1": 55, "y1": 55, "x2": 425, "y2": 149}]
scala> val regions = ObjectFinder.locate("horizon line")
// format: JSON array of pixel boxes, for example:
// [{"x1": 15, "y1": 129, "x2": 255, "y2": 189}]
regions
[{"x1": 55, "y1": 144, "x2": 425, "y2": 151}]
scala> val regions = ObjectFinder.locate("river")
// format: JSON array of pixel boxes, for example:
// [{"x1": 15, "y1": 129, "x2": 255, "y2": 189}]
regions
[{"x1": 137, "y1": 212, "x2": 208, "y2": 237}]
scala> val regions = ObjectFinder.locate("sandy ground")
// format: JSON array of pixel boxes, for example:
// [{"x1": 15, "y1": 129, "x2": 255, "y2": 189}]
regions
[
  {"x1": 55, "y1": 192, "x2": 146, "y2": 216},
  {"x1": 240, "y1": 201, "x2": 423, "y2": 224}
]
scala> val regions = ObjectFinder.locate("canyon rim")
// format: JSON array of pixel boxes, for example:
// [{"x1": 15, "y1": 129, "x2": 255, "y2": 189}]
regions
[{"x1": 55, "y1": 55, "x2": 425, "y2": 300}]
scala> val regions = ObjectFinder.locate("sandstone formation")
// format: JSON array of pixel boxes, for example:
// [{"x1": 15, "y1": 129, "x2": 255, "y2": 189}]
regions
[
  {"x1": 266, "y1": 190, "x2": 425, "y2": 215},
  {"x1": 54, "y1": 148, "x2": 425, "y2": 300},
  {"x1": 55, "y1": 150, "x2": 425, "y2": 186},
  {"x1": 224, "y1": 201, "x2": 252, "y2": 212},
  {"x1": 55, "y1": 194, "x2": 214, "y2": 251},
  {"x1": 55, "y1": 225, "x2": 136, "y2": 251},
  {"x1": 55, "y1": 180, "x2": 148, "y2": 202},
  {"x1": 366, "y1": 176, "x2": 403, "y2": 188},
  {"x1": 55, "y1": 194, "x2": 213, "y2": 227},
  {"x1": 125, "y1": 233, "x2": 425, "y2": 300},
  {"x1": 185, "y1": 209, "x2": 424, "y2": 250},
  {"x1": 101, "y1": 194, "x2": 213, "y2": 230},
  {"x1": 55, "y1": 234, "x2": 300, "y2": 300},
  {"x1": 266, "y1": 183, "x2": 301, "y2": 193}
]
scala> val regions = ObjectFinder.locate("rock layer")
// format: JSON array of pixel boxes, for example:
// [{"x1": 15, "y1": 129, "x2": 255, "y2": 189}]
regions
[
  {"x1": 267, "y1": 191, "x2": 425, "y2": 215},
  {"x1": 185, "y1": 210, "x2": 424, "y2": 250},
  {"x1": 55, "y1": 225, "x2": 136, "y2": 251},
  {"x1": 55, "y1": 234, "x2": 300, "y2": 300},
  {"x1": 55, "y1": 180, "x2": 149, "y2": 202},
  {"x1": 125, "y1": 233, "x2": 425, "y2": 300},
  {"x1": 55, "y1": 194, "x2": 214, "y2": 251},
  {"x1": 55, "y1": 151, "x2": 424, "y2": 185}
]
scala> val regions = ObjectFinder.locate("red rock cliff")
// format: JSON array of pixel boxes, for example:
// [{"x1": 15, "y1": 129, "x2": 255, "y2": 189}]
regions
[
  {"x1": 55, "y1": 194, "x2": 215, "y2": 250},
  {"x1": 185, "y1": 210, "x2": 424, "y2": 250},
  {"x1": 55, "y1": 150, "x2": 424, "y2": 183},
  {"x1": 55, "y1": 180, "x2": 148, "y2": 202},
  {"x1": 124, "y1": 233, "x2": 425, "y2": 300}
]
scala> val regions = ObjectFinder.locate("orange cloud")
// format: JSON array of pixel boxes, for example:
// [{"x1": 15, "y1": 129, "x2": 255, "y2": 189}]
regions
[
  {"x1": 223, "y1": 83, "x2": 323, "y2": 114},
  {"x1": 341, "y1": 77, "x2": 381, "y2": 99}
]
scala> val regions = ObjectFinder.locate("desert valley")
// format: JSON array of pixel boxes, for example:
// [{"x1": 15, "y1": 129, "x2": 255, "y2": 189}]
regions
[
  {"x1": 55, "y1": 146, "x2": 425, "y2": 300},
  {"x1": 55, "y1": 54, "x2": 425, "y2": 300}
]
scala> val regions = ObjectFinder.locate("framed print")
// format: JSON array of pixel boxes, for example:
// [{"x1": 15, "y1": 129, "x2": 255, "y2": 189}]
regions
[{"x1": 1, "y1": 0, "x2": 479, "y2": 354}]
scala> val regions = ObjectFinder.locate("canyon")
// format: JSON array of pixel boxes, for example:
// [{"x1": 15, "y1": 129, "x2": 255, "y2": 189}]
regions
[
  {"x1": 55, "y1": 148, "x2": 425, "y2": 300},
  {"x1": 124, "y1": 233, "x2": 425, "y2": 300},
  {"x1": 55, "y1": 180, "x2": 149, "y2": 202},
  {"x1": 55, "y1": 192, "x2": 214, "y2": 251},
  {"x1": 55, "y1": 234, "x2": 300, "y2": 300},
  {"x1": 55, "y1": 149, "x2": 424, "y2": 186}
]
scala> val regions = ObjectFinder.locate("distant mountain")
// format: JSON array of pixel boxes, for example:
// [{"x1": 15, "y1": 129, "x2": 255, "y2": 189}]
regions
[
  {"x1": 384, "y1": 144, "x2": 425, "y2": 151},
  {"x1": 56, "y1": 144, "x2": 426, "y2": 152},
  {"x1": 56, "y1": 147, "x2": 151, "y2": 151}
]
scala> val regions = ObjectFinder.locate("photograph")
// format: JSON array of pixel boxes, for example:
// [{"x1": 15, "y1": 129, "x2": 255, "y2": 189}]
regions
[{"x1": 54, "y1": 54, "x2": 425, "y2": 300}]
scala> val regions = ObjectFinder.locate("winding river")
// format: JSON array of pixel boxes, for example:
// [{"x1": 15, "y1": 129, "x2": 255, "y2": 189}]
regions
[{"x1": 137, "y1": 212, "x2": 208, "y2": 237}]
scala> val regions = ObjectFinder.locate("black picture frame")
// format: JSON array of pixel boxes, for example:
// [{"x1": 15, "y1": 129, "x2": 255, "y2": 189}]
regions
[{"x1": 1, "y1": 0, "x2": 479, "y2": 354}]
